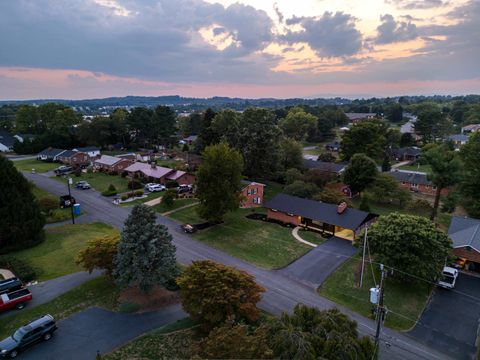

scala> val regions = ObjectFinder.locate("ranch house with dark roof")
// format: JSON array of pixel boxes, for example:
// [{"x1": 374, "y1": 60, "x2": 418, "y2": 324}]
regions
[{"x1": 264, "y1": 193, "x2": 378, "y2": 241}]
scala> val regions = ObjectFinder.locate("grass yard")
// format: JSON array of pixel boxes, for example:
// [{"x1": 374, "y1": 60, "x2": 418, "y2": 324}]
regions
[
  {"x1": 398, "y1": 164, "x2": 432, "y2": 173},
  {"x1": 31, "y1": 185, "x2": 83, "y2": 223},
  {"x1": 319, "y1": 254, "x2": 432, "y2": 330},
  {"x1": 0, "y1": 276, "x2": 119, "y2": 339},
  {"x1": 105, "y1": 318, "x2": 196, "y2": 360},
  {"x1": 156, "y1": 159, "x2": 183, "y2": 169},
  {"x1": 153, "y1": 198, "x2": 198, "y2": 214},
  {"x1": 52, "y1": 172, "x2": 129, "y2": 193},
  {"x1": 13, "y1": 158, "x2": 59, "y2": 173},
  {"x1": 11, "y1": 222, "x2": 118, "y2": 281},
  {"x1": 170, "y1": 207, "x2": 311, "y2": 269},
  {"x1": 303, "y1": 147, "x2": 323, "y2": 156},
  {"x1": 297, "y1": 229, "x2": 326, "y2": 245},
  {"x1": 120, "y1": 191, "x2": 164, "y2": 207}
]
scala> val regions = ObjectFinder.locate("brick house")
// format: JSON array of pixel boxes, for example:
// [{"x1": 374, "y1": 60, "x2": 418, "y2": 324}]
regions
[
  {"x1": 57, "y1": 150, "x2": 90, "y2": 167},
  {"x1": 388, "y1": 170, "x2": 448, "y2": 196},
  {"x1": 390, "y1": 147, "x2": 422, "y2": 162},
  {"x1": 345, "y1": 113, "x2": 378, "y2": 124},
  {"x1": 448, "y1": 216, "x2": 480, "y2": 272},
  {"x1": 264, "y1": 193, "x2": 377, "y2": 241},
  {"x1": 303, "y1": 159, "x2": 347, "y2": 178},
  {"x1": 240, "y1": 181, "x2": 265, "y2": 208},
  {"x1": 125, "y1": 162, "x2": 195, "y2": 185},
  {"x1": 93, "y1": 155, "x2": 133, "y2": 173},
  {"x1": 72, "y1": 146, "x2": 101, "y2": 158}
]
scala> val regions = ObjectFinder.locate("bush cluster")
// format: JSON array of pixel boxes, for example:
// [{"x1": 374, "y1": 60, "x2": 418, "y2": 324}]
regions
[{"x1": 0, "y1": 256, "x2": 37, "y2": 282}]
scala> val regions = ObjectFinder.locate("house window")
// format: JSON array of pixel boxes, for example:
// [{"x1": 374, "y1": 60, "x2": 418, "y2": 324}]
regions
[
  {"x1": 247, "y1": 189, "x2": 251, "y2": 195},
  {"x1": 432, "y1": 186, "x2": 437, "y2": 190}
]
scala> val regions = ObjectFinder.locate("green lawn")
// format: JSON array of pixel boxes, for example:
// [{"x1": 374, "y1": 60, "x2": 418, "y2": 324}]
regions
[
  {"x1": 11, "y1": 223, "x2": 118, "y2": 281},
  {"x1": 170, "y1": 207, "x2": 311, "y2": 269},
  {"x1": 303, "y1": 147, "x2": 323, "y2": 156},
  {"x1": 14, "y1": 158, "x2": 59, "y2": 173},
  {"x1": 120, "y1": 191, "x2": 164, "y2": 207},
  {"x1": 319, "y1": 255, "x2": 432, "y2": 330},
  {"x1": 153, "y1": 198, "x2": 198, "y2": 214},
  {"x1": 297, "y1": 229, "x2": 326, "y2": 245},
  {"x1": 52, "y1": 172, "x2": 129, "y2": 193},
  {"x1": 0, "y1": 276, "x2": 119, "y2": 339},
  {"x1": 31, "y1": 185, "x2": 83, "y2": 223},
  {"x1": 105, "y1": 318, "x2": 196, "y2": 360},
  {"x1": 398, "y1": 164, "x2": 432, "y2": 173}
]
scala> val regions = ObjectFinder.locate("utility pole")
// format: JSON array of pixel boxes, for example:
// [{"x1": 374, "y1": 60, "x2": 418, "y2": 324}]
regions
[
  {"x1": 374, "y1": 264, "x2": 387, "y2": 352},
  {"x1": 67, "y1": 177, "x2": 75, "y2": 224},
  {"x1": 359, "y1": 227, "x2": 368, "y2": 287}
]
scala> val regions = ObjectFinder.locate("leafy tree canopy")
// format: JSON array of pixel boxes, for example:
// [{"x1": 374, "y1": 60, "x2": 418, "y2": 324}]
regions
[
  {"x1": 342, "y1": 154, "x2": 378, "y2": 194},
  {"x1": 459, "y1": 132, "x2": 480, "y2": 217}
]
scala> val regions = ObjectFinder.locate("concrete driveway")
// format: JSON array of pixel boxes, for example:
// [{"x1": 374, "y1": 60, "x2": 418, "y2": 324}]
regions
[
  {"x1": 278, "y1": 236, "x2": 357, "y2": 288},
  {"x1": 19, "y1": 304, "x2": 186, "y2": 360},
  {"x1": 408, "y1": 273, "x2": 480, "y2": 360}
]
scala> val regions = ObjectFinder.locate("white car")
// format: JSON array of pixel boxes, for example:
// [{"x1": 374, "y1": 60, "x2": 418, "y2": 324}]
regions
[
  {"x1": 144, "y1": 183, "x2": 166, "y2": 192},
  {"x1": 438, "y1": 266, "x2": 459, "y2": 289}
]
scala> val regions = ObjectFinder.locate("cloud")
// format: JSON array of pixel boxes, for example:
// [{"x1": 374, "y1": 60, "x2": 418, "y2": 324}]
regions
[
  {"x1": 374, "y1": 14, "x2": 418, "y2": 44},
  {"x1": 386, "y1": 0, "x2": 448, "y2": 10},
  {"x1": 281, "y1": 12, "x2": 363, "y2": 57}
]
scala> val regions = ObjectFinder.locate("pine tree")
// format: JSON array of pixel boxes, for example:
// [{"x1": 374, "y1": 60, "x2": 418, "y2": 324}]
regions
[
  {"x1": 113, "y1": 204, "x2": 178, "y2": 293},
  {"x1": 0, "y1": 155, "x2": 45, "y2": 253}
]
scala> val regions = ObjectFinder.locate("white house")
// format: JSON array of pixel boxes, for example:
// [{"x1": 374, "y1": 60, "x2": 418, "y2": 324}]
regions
[
  {"x1": 72, "y1": 146, "x2": 101, "y2": 158},
  {"x1": 0, "y1": 131, "x2": 15, "y2": 152}
]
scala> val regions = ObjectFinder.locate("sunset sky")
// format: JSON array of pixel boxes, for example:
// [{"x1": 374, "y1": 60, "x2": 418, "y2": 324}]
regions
[{"x1": 0, "y1": 0, "x2": 479, "y2": 99}]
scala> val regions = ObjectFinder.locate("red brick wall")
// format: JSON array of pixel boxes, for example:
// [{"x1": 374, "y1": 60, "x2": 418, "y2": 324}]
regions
[
  {"x1": 112, "y1": 159, "x2": 133, "y2": 172},
  {"x1": 454, "y1": 247, "x2": 480, "y2": 263},
  {"x1": 267, "y1": 209, "x2": 301, "y2": 226},
  {"x1": 397, "y1": 182, "x2": 449, "y2": 196},
  {"x1": 240, "y1": 184, "x2": 265, "y2": 208},
  {"x1": 175, "y1": 173, "x2": 195, "y2": 185},
  {"x1": 71, "y1": 152, "x2": 89, "y2": 166}
]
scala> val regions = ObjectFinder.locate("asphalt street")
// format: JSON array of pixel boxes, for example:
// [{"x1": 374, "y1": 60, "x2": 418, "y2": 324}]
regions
[
  {"x1": 409, "y1": 273, "x2": 480, "y2": 360},
  {"x1": 19, "y1": 304, "x2": 186, "y2": 360},
  {"x1": 22, "y1": 172, "x2": 454, "y2": 360},
  {"x1": 279, "y1": 236, "x2": 357, "y2": 288}
]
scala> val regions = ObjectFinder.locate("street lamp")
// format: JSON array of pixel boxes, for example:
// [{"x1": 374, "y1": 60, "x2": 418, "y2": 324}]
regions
[{"x1": 67, "y1": 177, "x2": 75, "y2": 224}]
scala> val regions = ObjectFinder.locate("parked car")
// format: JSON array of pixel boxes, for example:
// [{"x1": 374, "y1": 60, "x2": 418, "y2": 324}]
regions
[
  {"x1": 0, "y1": 314, "x2": 57, "y2": 358},
  {"x1": 54, "y1": 166, "x2": 73, "y2": 176},
  {"x1": 0, "y1": 278, "x2": 23, "y2": 296},
  {"x1": 177, "y1": 184, "x2": 193, "y2": 194},
  {"x1": 181, "y1": 224, "x2": 197, "y2": 233},
  {"x1": 59, "y1": 195, "x2": 76, "y2": 208},
  {"x1": 0, "y1": 288, "x2": 32, "y2": 312},
  {"x1": 438, "y1": 266, "x2": 459, "y2": 289},
  {"x1": 144, "y1": 183, "x2": 166, "y2": 192},
  {"x1": 75, "y1": 181, "x2": 91, "y2": 190}
]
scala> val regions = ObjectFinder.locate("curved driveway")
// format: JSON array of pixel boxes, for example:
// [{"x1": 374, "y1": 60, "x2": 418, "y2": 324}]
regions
[{"x1": 23, "y1": 172, "x2": 451, "y2": 360}]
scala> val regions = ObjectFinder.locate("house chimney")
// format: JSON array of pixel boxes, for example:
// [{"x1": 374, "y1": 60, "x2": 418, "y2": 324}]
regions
[
  {"x1": 151, "y1": 162, "x2": 156, "y2": 169},
  {"x1": 337, "y1": 201, "x2": 347, "y2": 214}
]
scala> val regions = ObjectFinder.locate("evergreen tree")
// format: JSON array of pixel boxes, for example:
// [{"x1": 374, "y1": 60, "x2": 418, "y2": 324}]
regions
[
  {"x1": 114, "y1": 204, "x2": 178, "y2": 293},
  {"x1": 0, "y1": 156, "x2": 45, "y2": 253}
]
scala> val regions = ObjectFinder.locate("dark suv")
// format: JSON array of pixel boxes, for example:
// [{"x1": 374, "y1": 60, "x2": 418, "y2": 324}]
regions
[{"x1": 0, "y1": 314, "x2": 57, "y2": 358}]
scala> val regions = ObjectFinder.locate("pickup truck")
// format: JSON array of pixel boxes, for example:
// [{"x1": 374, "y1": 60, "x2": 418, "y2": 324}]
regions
[
  {"x1": 0, "y1": 278, "x2": 23, "y2": 295},
  {"x1": 54, "y1": 166, "x2": 73, "y2": 176},
  {"x1": 0, "y1": 288, "x2": 32, "y2": 312}
]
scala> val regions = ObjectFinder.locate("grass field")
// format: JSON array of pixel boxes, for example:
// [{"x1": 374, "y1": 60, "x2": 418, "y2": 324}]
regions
[
  {"x1": 170, "y1": 207, "x2": 311, "y2": 269},
  {"x1": 0, "y1": 276, "x2": 119, "y2": 339},
  {"x1": 105, "y1": 318, "x2": 196, "y2": 360},
  {"x1": 153, "y1": 198, "x2": 198, "y2": 214},
  {"x1": 14, "y1": 158, "x2": 59, "y2": 173},
  {"x1": 31, "y1": 185, "x2": 83, "y2": 223},
  {"x1": 297, "y1": 229, "x2": 326, "y2": 245},
  {"x1": 11, "y1": 223, "x2": 118, "y2": 281},
  {"x1": 319, "y1": 254, "x2": 432, "y2": 330},
  {"x1": 52, "y1": 172, "x2": 129, "y2": 193},
  {"x1": 398, "y1": 164, "x2": 432, "y2": 173}
]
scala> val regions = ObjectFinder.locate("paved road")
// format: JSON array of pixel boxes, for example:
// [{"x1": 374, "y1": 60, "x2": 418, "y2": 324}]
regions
[
  {"x1": 279, "y1": 237, "x2": 357, "y2": 288},
  {"x1": 23, "y1": 172, "x2": 452, "y2": 360},
  {"x1": 409, "y1": 273, "x2": 480, "y2": 360},
  {"x1": 20, "y1": 304, "x2": 186, "y2": 359}
]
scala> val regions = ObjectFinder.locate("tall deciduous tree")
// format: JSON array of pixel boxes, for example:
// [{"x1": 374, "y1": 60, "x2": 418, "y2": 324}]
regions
[
  {"x1": 279, "y1": 138, "x2": 303, "y2": 171},
  {"x1": 113, "y1": 204, "x2": 178, "y2": 293},
  {"x1": 368, "y1": 213, "x2": 452, "y2": 282},
  {"x1": 196, "y1": 143, "x2": 243, "y2": 222},
  {"x1": 459, "y1": 132, "x2": 480, "y2": 217},
  {"x1": 414, "y1": 107, "x2": 452, "y2": 143},
  {"x1": 268, "y1": 304, "x2": 374, "y2": 360},
  {"x1": 423, "y1": 144, "x2": 462, "y2": 220},
  {"x1": 153, "y1": 105, "x2": 177, "y2": 147},
  {"x1": 366, "y1": 173, "x2": 411, "y2": 207},
  {"x1": 342, "y1": 154, "x2": 378, "y2": 195},
  {"x1": 0, "y1": 156, "x2": 45, "y2": 253},
  {"x1": 76, "y1": 235, "x2": 119, "y2": 277},
  {"x1": 177, "y1": 260, "x2": 265, "y2": 330},
  {"x1": 279, "y1": 107, "x2": 317, "y2": 141}
]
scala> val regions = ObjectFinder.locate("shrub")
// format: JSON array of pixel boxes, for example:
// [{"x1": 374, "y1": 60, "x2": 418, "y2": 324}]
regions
[
  {"x1": 101, "y1": 184, "x2": 118, "y2": 197},
  {"x1": 134, "y1": 190, "x2": 144, "y2": 197},
  {"x1": 49, "y1": 209, "x2": 70, "y2": 223},
  {"x1": 406, "y1": 199, "x2": 433, "y2": 217},
  {"x1": 128, "y1": 179, "x2": 142, "y2": 190},
  {"x1": 0, "y1": 256, "x2": 37, "y2": 282},
  {"x1": 165, "y1": 180, "x2": 179, "y2": 189},
  {"x1": 118, "y1": 302, "x2": 141, "y2": 313},
  {"x1": 74, "y1": 168, "x2": 82, "y2": 177},
  {"x1": 87, "y1": 167, "x2": 93, "y2": 174},
  {"x1": 38, "y1": 196, "x2": 58, "y2": 214},
  {"x1": 76, "y1": 235, "x2": 119, "y2": 277},
  {"x1": 121, "y1": 194, "x2": 129, "y2": 201},
  {"x1": 162, "y1": 189, "x2": 176, "y2": 208},
  {"x1": 120, "y1": 171, "x2": 128, "y2": 178}
]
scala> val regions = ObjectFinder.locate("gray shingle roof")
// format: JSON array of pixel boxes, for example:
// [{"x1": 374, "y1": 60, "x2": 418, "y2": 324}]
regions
[
  {"x1": 94, "y1": 155, "x2": 123, "y2": 166},
  {"x1": 448, "y1": 134, "x2": 469, "y2": 142},
  {"x1": 448, "y1": 216, "x2": 480, "y2": 251},
  {"x1": 391, "y1": 147, "x2": 422, "y2": 158},
  {"x1": 265, "y1": 193, "x2": 374, "y2": 230},
  {"x1": 303, "y1": 159, "x2": 347, "y2": 173},
  {"x1": 38, "y1": 148, "x2": 66, "y2": 157},
  {"x1": 74, "y1": 146, "x2": 100, "y2": 152},
  {"x1": 388, "y1": 171, "x2": 432, "y2": 186},
  {"x1": 58, "y1": 150, "x2": 78, "y2": 158},
  {"x1": 0, "y1": 131, "x2": 15, "y2": 148}
]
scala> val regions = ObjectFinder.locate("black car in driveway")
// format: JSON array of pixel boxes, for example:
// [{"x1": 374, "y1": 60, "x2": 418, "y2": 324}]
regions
[
  {"x1": 59, "y1": 195, "x2": 76, "y2": 208},
  {"x1": 0, "y1": 314, "x2": 57, "y2": 358}
]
